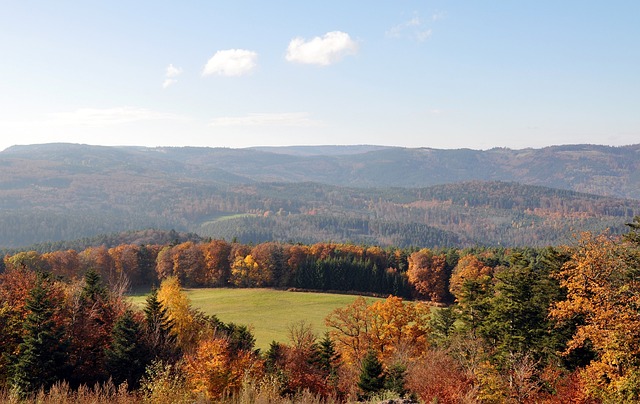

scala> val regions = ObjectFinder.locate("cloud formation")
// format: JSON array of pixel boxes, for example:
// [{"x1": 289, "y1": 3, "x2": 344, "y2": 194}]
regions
[
  {"x1": 202, "y1": 49, "x2": 258, "y2": 77},
  {"x1": 209, "y1": 112, "x2": 317, "y2": 127},
  {"x1": 163, "y1": 63, "x2": 183, "y2": 88},
  {"x1": 386, "y1": 15, "x2": 433, "y2": 42},
  {"x1": 47, "y1": 107, "x2": 185, "y2": 126},
  {"x1": 286, "y1": 31, "x2": 358, "y2": 66}
]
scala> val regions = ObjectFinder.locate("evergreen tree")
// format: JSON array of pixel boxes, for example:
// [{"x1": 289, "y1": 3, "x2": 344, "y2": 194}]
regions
[
  {"x1": 315, "y1": 332, "x2": 340, "y2": 388},
  {"x1": 357, "y1": 349, "x2": 386, "y2": 399},
  {"x1": 11, "y1": 274, "x2": 68, "y2": 395},
  {"x1": 384, "y1": 362, "x2": 408, "y2": 398},
  {"x1": 67, "y1": 268, "x2": 112, "y2": 387},
  {"x1": 625, "y1": 216, "x2": 640, "y2": 245},
  {"x1": 264, "y1": 340, "x2": 284, "y2": 374},
  {"x1": 105, "y1": 310, "x2": 148, "y2": 389},
  {"x1": 81, "y1": 268, "x2": 108, "y2": 302},
  {"x1": 316, "y1": 333, "x2": 338, "y2": 369},
  {"x1": 143, "y1": 288, "x2": 177, "y2": 362}
]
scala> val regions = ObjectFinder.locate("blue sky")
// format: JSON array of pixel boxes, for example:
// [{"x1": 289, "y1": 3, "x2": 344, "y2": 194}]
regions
[{"x1": 1, "y1": 1, "x2": 638, "y2": 151}]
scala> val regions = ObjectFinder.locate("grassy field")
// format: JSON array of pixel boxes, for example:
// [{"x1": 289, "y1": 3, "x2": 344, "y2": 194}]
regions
[{"x1": 130, "y1": 288, "x2": 381, "y2": 351}]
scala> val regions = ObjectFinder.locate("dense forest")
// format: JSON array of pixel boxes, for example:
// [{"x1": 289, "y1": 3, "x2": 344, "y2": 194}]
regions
[
  {"x1": 1, "y1": 218, "x2": 640, "y2": 402},
  {"x1": 1, "y1": 144, "x2": 639, "y2": 249}
]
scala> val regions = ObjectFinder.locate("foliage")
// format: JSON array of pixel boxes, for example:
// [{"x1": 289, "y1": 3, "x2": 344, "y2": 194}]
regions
[
  {"x1": 143, "y1": 288, "x2": 177, "y2": 362},
  {"x1": 357, "y1": 350, "x2": 385, "y2": 399},
  {"x1": 550, "y1": 231, "x2": 640, "y2": 402},
  {"x1": 325, "y1": 296, "x2": 430, "y2": 364},
  {"x1": 11, "y1": 274, "x2": 69, "y2": 395},
  {"x1": 104, "y1": 309, "x2": 148, "y2": 390},
  {"x1": 407, "y1": 248, "x2": 449, "y2": 302}
]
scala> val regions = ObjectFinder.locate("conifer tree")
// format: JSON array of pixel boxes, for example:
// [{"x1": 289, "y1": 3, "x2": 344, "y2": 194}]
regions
[
  {"x1": 11, "y1": 274, "x2": 68, "y2": 395},
  {"x1": 105, "y1": 309, "x2": 148, "y2": 389},
  {"x1": 357, "y1": 349, "x2": 386, "y2": 399},
  {"x1": 143, "y1": 288, "x2": 177, "y2": 361},
  {"x1": 315, "y1": 332, "x2": 340, "y2": 388}
]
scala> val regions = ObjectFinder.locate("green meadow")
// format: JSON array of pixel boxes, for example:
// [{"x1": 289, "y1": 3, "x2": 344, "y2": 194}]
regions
[{"x1": 130, "y1": 288, "x2": 381, "y2": 351}]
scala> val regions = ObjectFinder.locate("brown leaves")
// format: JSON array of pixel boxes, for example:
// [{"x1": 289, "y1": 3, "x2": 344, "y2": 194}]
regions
[{"x1": 407, "y1": 249, "x2": 448, "y2": 302}]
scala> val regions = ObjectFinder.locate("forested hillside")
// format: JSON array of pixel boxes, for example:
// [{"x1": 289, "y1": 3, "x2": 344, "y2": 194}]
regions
[
  {"x1": 2, "y1": 219, "x2": 640, "y2": 402},
  {"x1": 1, "y1": 143, "x2": 638, "y2": 249}
]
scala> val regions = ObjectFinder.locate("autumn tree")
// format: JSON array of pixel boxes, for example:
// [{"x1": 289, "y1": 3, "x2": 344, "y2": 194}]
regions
[
  {"x1": 79, "y1": 246, "x2": 115, "y2": 286},
  {"x1": 449, "y1": 254, "x2": 493, "y2": 300},
  {"x1": 251, "y1": 242, "x2": 288, "y2": 287},
  {"x1": 109, "y1": 244, "x2": 143, "y2": 287},
  {"x1": 43, "y1": 250, "x2": 81, "y2": 280},
  {"x1": 200, "y1": 239, "x2": 232, "y2": 286},
  {"x1": 171, "y1": 241, "x2": 206, "y2": 286},
  {"x1": 230, "y1": 254, "x2": 264, "y2": 287},
  {"x1": 0, "y1": 267, "x2": 38, "y2": 387},
  {"x1": 325, "y1": 296, "x2": 430, "y2": 364},
  {"x1": 66, "y1": 268, "x2": 118, "y2": 387},
  {"x1": 183, "y1": 338, "x2": 260, "y2": 400},
  {"x1": 157, "y1": 276, "x2": 203, "y2": 352},
  {"x1": 407, "y1": 248, "x2": 448, "y2": 302},
  {"x1": 550, "y1": 232, "x2": 640, "y2": 402}
]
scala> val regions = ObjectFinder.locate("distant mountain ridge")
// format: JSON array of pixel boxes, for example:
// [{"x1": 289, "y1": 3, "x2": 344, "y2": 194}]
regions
[
  {"x1": 0, "y1": 143, "x2": 638, "y2": 249},
  {"x1": 4, "y1": 143, "x2": 638, "y2": 199}
]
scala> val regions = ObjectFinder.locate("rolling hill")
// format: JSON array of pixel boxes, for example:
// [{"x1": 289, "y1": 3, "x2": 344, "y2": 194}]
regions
[{"x1": 0, "y1": 143, "x2": 638, "y2": 249}]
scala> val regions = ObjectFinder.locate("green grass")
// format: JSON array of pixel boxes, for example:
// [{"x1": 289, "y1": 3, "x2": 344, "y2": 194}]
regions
[
  {"x1": 199, "y1": 213, "x2": 257, "y2": 227},
  {"x1": 130, "y1": 288, "x2": 381, "y2": 351}
]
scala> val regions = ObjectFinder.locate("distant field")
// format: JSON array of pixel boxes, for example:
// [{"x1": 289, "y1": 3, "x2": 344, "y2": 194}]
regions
[{"x1": 130, "y1": 288, "x2": 381, "y2": 351}]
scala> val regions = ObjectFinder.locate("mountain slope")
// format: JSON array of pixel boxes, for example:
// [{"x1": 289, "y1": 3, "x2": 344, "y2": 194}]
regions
[{"x1": 0, "y1": 143, "x2": 638, "y2": 249}]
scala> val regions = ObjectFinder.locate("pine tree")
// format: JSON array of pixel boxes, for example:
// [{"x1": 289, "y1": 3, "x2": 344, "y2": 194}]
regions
[
  {"x1": 315, "y1": 332, "x2": 340, "y2": 388},
  {"x1": 357, "y1": 349, "x2": 386, "y2": 399},
  {"x1": 11, "y1": 274, "x2": 68, "y2": 395},
  {"x1": 81, "y1": 268, "x2": 108, "y2": 302},
  {"x1": 384, "y1": 362, "x2": 408, "y2": 397},
  {"x1": 67, "y1": 268, "x2": 112, "y2": 387},
  {"x1": 143, "y1": 288, "x2": 177, "y2": 361},
  {"x1": 105, "y1": 310, "x2": 148, "y2": 389}
]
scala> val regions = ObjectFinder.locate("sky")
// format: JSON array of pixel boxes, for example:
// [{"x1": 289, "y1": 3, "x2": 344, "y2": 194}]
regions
[{"x1": 0, "y1": 1, "x2": 638, "y2": 152}]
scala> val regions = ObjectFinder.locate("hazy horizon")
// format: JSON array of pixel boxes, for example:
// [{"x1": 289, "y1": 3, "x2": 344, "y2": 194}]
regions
[{"x1": 1, "y1": 2, "x2": 638, "y2": 152}]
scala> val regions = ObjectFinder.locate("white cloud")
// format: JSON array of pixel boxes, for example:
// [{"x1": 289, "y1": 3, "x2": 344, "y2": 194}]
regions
[
  {"x1": 209, "y1": 112, "x2": 318, "y2": 127},
  {"x1": 202, "y1": 49, "x2": 258, "y2": 77},
  {"x1": 432, "y1": 11, "x2": 446, "y2": 21},
  {"x1": 286, "y1": 31, "x2": 358, "y2": 66},
  {"x1": 386, "y1": 17, "x2": 421, "y2": 38},
  {"x1": 166, "y1": 63, "x2": 182, "y2": 78},
  {"x1": 416, "y1": 29, "x2": 433, "y2": 42},
  {"x1": 162, "y1": 64, "x2": 183, "y2": 88},
  {"x1": 47, "y1": 107, "x2": 186, "y2": 126},
  {"x1": 386, "y1": 14, "x2": 433, "y2": 42},
  {"x1": 162, "y1": 79, "x2": 177, "y2": 89}
]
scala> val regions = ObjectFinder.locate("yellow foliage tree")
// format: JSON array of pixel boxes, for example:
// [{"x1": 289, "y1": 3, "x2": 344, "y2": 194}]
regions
[
  {"x1": 550, "y1": 232, "x2": 640, "y2": 402},
  {"x1": 230, "y1": 254, "x2": 270, "y2": 287},
  {"x1": 157, "y1": 276, "x2": 201, "y2": 352},
  {"x1": 183, "y1": 338, "x2": 260, "y2": 400},
  {"x1": 449, "y1": 254, "x2": 493, "y2": 300},
  {"x1": 325, "y1": 296, "x2": 430, "y2": 364}
]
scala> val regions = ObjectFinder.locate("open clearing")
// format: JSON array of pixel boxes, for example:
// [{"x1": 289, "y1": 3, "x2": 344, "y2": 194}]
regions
[{"x1": 130, "y1": 288, "x2": 381, "y2": 351}]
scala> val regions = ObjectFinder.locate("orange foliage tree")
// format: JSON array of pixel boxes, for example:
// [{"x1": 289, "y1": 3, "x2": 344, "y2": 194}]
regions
[
  {"x1": 200, "y1": 240, "x2": 232, "y2": 286},
  {"x1": 325, "y1": 296, "x2": 430, "y2": 364},
  {"x1": 550, "y1": 232, "x2": 640, "y2": 402},
  {"x1": 407, "y1": 249, "x2": 448, "y2": 303},
  {"x1": 183, "y1": 338, "x2": 261, "y2": 400}
]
